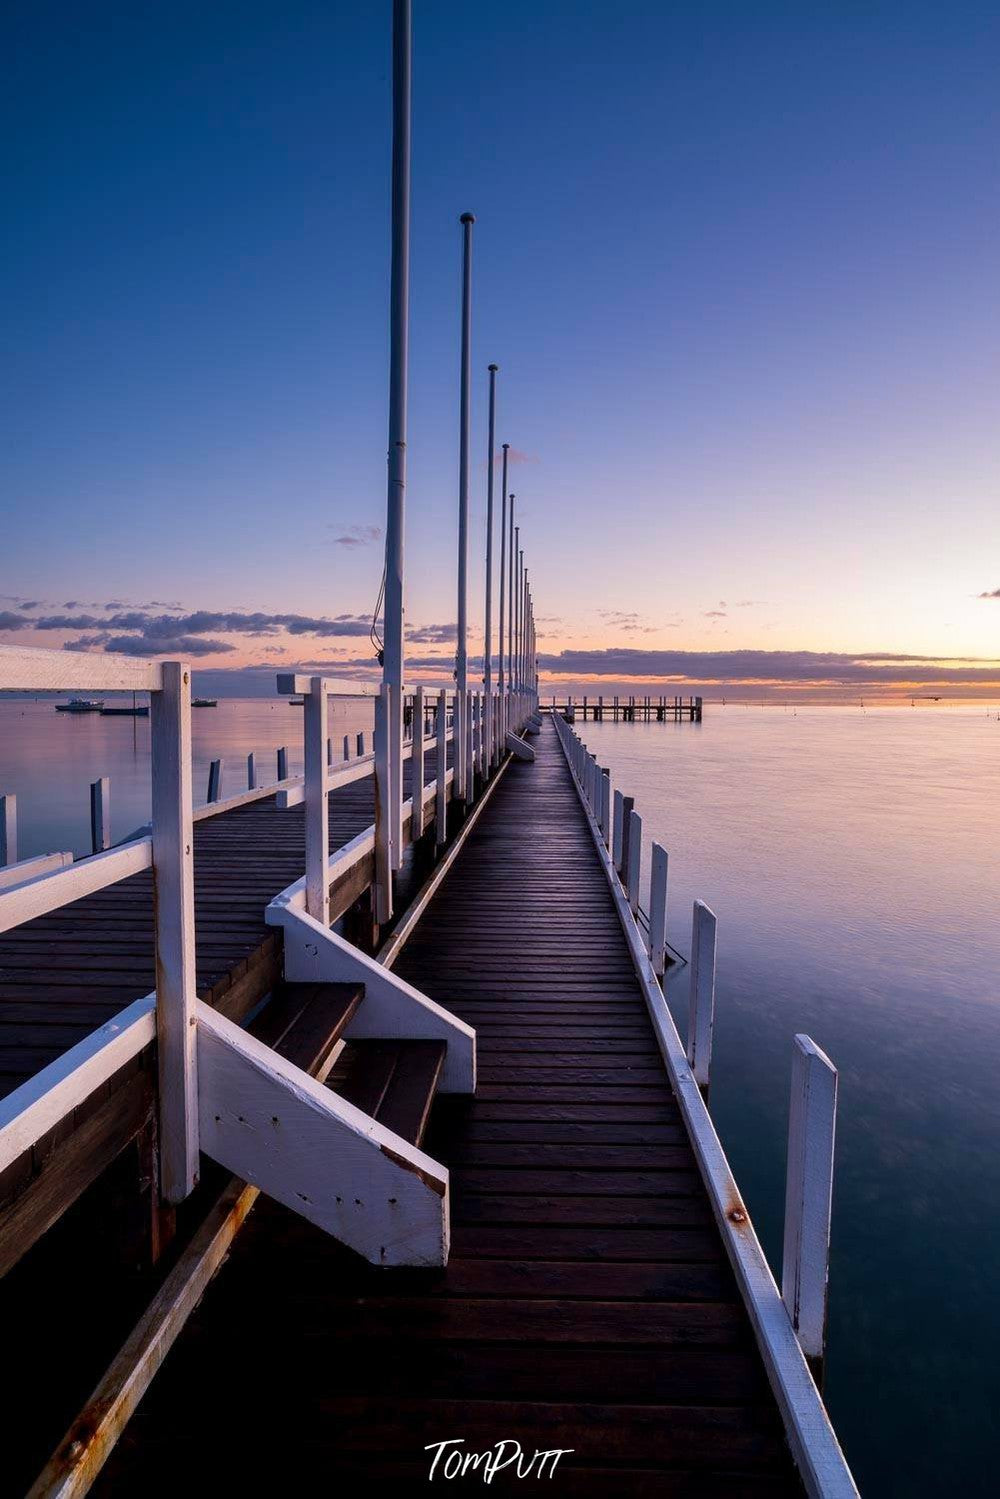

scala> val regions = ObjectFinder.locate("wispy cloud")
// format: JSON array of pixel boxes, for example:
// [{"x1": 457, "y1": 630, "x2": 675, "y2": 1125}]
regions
[
  {"x1": 406, "y1": 622, "x2": 457, "y2": 644},
  {"x1": 534, "y1": 648, "x2": 1000, "y2": 686},
  {"x1": 0, "y1": 608, "x2": 375, "y2": 656},
  {"x1": 331, "y1": 524, "x2": 382, "y2": 548},
  {"x1": 978, "y1": 588, "x2": 1000, "y2": 599}
]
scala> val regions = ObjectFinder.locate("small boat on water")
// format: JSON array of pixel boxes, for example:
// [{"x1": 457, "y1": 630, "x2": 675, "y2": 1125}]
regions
[
  {"x1": 55, "y1": 698, "x2": 104, "y2": 713},
  {"x1": 193, "y1": 698, "x2": 218, "y2": 707},
  {"x1": 100, "y1": 705, "x2": 149, "y2": 716}
]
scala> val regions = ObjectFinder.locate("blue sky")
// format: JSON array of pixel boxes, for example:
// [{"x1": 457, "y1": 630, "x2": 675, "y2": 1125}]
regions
[{"x1": 5, "y1": 1, "x2": 1000, "y2": 691}]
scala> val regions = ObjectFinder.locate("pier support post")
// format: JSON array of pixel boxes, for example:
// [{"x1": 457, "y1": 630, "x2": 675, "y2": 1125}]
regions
[
  {"x1": 412, "y1": 685, "x2": 425, "y2": 838},
  {"x1": 600, "y1": 770, "x2": 611, "y2": 847},
  {"x1": 150, "y1": 660, "x2": 199, "y2": 1202},
  {"x1": 374, "y1": 683, "x2": 393, "y2": 923},
  {"x1": 207, "y1": 760, "x2": 223, "y2": 804},
  {"x1": 649, "y1": 842, "x2": 669, "y2": 976},
  {"x1": 304, "y1": 677, "x2": 329, "y2": 928},
  {"x1": 687, "y1": 900, "x2": 717, "y2": 1089},
  {"x1": 0, "y1": 794, "x2": 15, "y2": 867},
  {"x1": 435, "y1": 688, "x2": 448, "y2": 846},
  {"x1": 247, "y1": 752, "x2": 257, "y2": 790},
  {"x1": 90, "y1": 776, "x2": 111, "y2": 854},
  {"x1": 277, "y1": 746, "x2": 288, "y2": 781},
  {"x1": 626, "y1": 809, "x2": 642, "y2": 915},
  {"x1": 782, "y1": 1034, "x2": 838, "y2": 1373}
]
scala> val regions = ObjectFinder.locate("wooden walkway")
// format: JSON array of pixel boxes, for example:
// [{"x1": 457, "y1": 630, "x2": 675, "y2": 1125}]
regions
[
  {"x1": 0, "y1": 750, "x2": 442, "y2": 1267},
  {"x1": 94, "y1": 720, "x2": 801, "y2": 1495}
]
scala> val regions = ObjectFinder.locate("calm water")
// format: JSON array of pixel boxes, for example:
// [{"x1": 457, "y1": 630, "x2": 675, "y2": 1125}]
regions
[
  {"x1": 0, "y1": 697, "x2": 375, "y2": 858},
  {"x1": 582, "y1": 704, "x2": 1000, "y2": 1496},
  {"x1": 2, "y1": 698, "x2": 998, "y2": 1490}
]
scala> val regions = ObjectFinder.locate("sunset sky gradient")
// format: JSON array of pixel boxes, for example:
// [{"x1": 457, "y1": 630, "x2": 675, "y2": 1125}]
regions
[{"x1": 5, "y1": 1, "x2": 1000, "y2": 696}]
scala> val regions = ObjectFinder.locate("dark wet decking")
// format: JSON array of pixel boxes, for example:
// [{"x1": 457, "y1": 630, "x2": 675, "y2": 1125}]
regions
[{"x1": 96, "y1": 720, "x2": 801, "y2": 1495}]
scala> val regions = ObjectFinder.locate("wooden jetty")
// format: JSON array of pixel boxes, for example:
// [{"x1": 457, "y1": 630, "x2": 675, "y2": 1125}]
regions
[
  {"x1": 0, "y1": 645, "x2": 855, "y2": 1495},
  {"x1": 555, "y1": 694, "x2": 704, "y2": 723}
]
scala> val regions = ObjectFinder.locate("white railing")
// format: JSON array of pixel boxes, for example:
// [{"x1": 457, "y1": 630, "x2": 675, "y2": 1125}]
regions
[
  {"x1": 0, "y1": 646, "x2": 199, "y2": 1203},
  {"x1": 552, "y1": 707, "x2": 856, "y2": 1499}
]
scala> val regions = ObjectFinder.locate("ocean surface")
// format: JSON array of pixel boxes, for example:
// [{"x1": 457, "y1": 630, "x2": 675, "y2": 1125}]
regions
[
  {"x1": 1, "y1": 696, "x2": 998, "y2": 1491},
  {"x1": 582, "y1": 703, "x2": 1000, "y2": 1497}
]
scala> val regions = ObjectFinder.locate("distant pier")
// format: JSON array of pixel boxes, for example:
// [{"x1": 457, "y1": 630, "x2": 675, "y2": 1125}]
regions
[{"x1": 554, "y1": 693, "x2": 703, "y2": 722}]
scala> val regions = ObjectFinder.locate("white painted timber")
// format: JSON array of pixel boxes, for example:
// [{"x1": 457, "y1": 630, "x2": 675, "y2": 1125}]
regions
[
  {"x1": 412, "y1": 685, "x2": 425, "y2": 839},
  {"x1": 276, "y1": 673, "x2": 378, "y2": 698},
  {"x1": 436, "y1": 688, "x2": 448, "y2": 845},
  {"x1": 303, "y1": 676, "x2": 329, "y2": 927},
  {"x1": 192, "y1": 776, "x2": 301, "y2": 822},
  {"x1": 600, "y1": 770, "x2": 611, "y2": 847},
  {"x1": 649, "y1": 842, "x2": 669, "y2": 977},
  {"x1": 374, "y1": 684, "x2": 393, "y2": 924},
  {"x1": 0, "y1": 995, "x2": 156, "y2": 1175},
  {"x1": 150, "y1": 660, "x2": 200, "y2": 1202},
  {"x1": 0, "y1": 837, "x2": 152, "y2": 935},
  {"x1": 782, "y1": 1035, "x2": 838, "y2": 1362},
  {"x1": 688, "y1": 899, "x2": 717, "y2": 1088},
  {"x1": 0, "y1": 850, "x2": 73, "y2": 892},
  {"x1": 0, "y1": 642, "x2": 162, "y2": 692},
  {"x1": 612, "y1": 789, "x2": 624, "y2": 868},
  {"x1": 551, "y1": 711, "x2": 857, "y2": 1499},
  {"x1": 1, "y1": 793, "x2": 17, "y2": 866},
  {"x1": 627, "y1": 808, "x2": 642, "y2": 915},
  {"x1": 505, "y1": 730, "x2": 534, "y2": 762},
  {"x1": 270, "y1": 905, "x2": 475, "y2": 1093},
  {"x1": 196, "y1": 1002, "x2": 448, "y2": 1266}
]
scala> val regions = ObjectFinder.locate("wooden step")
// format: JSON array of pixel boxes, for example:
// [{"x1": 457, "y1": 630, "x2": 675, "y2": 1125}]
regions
[
  {"x1": 248, "y1": 981, "x2": 364, "y2": 1079},
  {"x1": 331, "y1": 1040, "x2": 447, "y2": 1147}
]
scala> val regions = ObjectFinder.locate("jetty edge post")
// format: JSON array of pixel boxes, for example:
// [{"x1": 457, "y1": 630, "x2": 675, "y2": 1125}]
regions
[
  {"x1": 649, "y1": 842, "x2": 669, "y2": 976},
  {"x1": 688, "y1": 899, "x2": 717, "y2": 1090},
  {"x1": 435, "y1": 687, "x2": 448, "y2": 846},
  {"x1": 484, "y1": 363, "x2": 497, "y2": 768},
  {"x1": 374, "y1": 684, "x2": 392, "y2": 923},
  {"x1": 412, "y1": 684, "x2": 425, "y2": 838},
  {"x1": 150, "y1": 659, "x2": 199, "y2": 1202},
  {"x1": 455, "y1": 211, "x2": 475, "y2": 804},
  {"x1": 207, "y1": 760, "x2": 223, "y2": 804},
  {"x1": 90, "y1": 776, "x2": 111, "y2": 854},
  {"x1": 627, "y1": 808, "x2": 642, "y2": 915},
  {"x1": 782, "y1": 1034, "x2": 838, "y2": 1376},
  {"x1": 377, "y1": 0, "x2": 412, "y2": 913},
  {"x1": 246, "y1": 751, "x2": 257, "y2": 790},
  {"x1": 304, "y1": 676, "x2": 330, "y2": 928},
  {"x1": 0, "y1": 793, "x2": 16, "y2": 866}
]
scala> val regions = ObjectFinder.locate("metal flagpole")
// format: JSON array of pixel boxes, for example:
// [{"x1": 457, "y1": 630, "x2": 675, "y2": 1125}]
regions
[
  {"x1": 508, "y1": 495, "x2": 516, "y2": 702},
  {"x1": 513, "y1": 524, "x2": 521, "y2": 697},
  {"x1": 456, "y1": 212, "x2": 474, "y2": 803},
  {"x1": 498, "y1": 444, "x2": 509, "y2": 699},
  {"x1": 377, "y1": 0, "x2": 411, "y2": 918},
  {"x1": 484, "y1": 364, "x2": 497, "y2": 767}
]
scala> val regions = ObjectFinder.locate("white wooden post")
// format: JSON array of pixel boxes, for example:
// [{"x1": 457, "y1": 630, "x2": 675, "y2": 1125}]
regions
[
  {"x1": 782, "y1": 1034, "x2": 838, "y2": 1365},
  {"x1": 277, "y1": 746, "x2": 288, "y2": 781},
  {"x1": 435, "y1": 688, "x2": 448, "y2": 847},
  {"x1": 357, "y1": 731, "x2": 365, "y2": 757},
  {"x1": 0, "y1": 794, "x2": 16, "y2": 867},
  {"x1": 90, "y1": 776, "x2": 111, "y2": 854},
  {"x1": 412, "y1": 685, "x2": 425, "y2": 839},
  {"x1": 687, "y1": 900, "x2": 717, "y2": 1088},
  {"x1": 343, "y1": 734, "x2": 350, "y2": 762},
  {"x1": 619, "y1": 794, "x2": 635, "y2": 877},
  {"x1": 374, "y1": 684, "x2": 392, "y2": 922},
  {"x1": 600, "y1": 770, "x2": 611, "y2": 847},
  {"x1": 649, "y1": 842, "x2": 669, "y2": 976},
  {"x1": 390, "y1": 683, "x2": 404, "y2": 872},
  {"x1": 150, "y1": 660, "x2": 199, "y2": 1202},
  {"x1": 612, "y1": 789, "x2": 625, "y2": 869},
  {"x1": 304, "y1": 677, "x2": 329, "y2": 927},
  {"x1": 327, "y1": 736, "x2": 333, "y2": 767},
  {"x1": 247, "y1": 751, "x2": 257, "y2": 790},
  {"x1": 207, "y1": 759, "x2": 223, "y2": 803},
  {"x1": 627, "y1": 808, "x2": 642, "y2": 915},
  {"x1": 465, "y1": 689, "x2": 474, "y2": 803}
]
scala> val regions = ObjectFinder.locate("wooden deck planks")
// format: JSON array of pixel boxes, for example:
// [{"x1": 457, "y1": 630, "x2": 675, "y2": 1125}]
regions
[{"x1": 93, "y1": 719, "x2": 802, "y2": 1495}]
